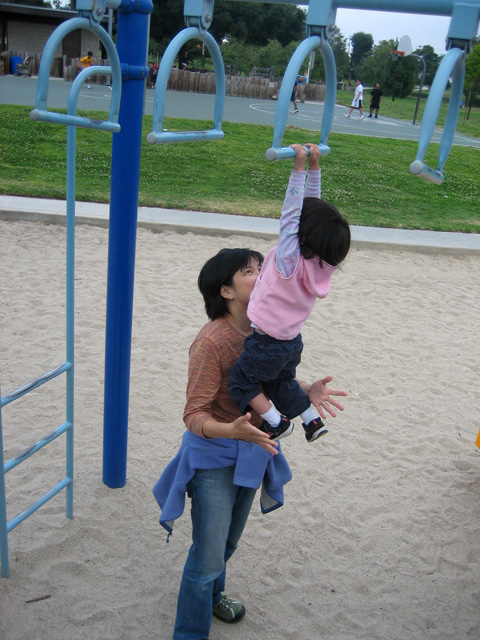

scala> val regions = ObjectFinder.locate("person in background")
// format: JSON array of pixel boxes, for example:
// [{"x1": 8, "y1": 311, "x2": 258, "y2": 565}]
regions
[
  {"x1": 345, "y1": 79, "x2": 364, "y2": 119},
  {"x1": 369, "y1": 82, "x2": 383, "y2": 118},
  {"x1": 79, "y1": 51, "x2": 93, "y2": 89},
  {"x1": 291, "y1": 76, "x2": 304, "y2": 113},
  {"x1": 148, "y1": 61, "x2": 159, "y2": 88}
]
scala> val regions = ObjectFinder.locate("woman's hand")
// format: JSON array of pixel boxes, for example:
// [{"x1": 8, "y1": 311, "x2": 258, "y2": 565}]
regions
[
  {"x1": 230, "y1": 413, "x2": 279, "y2": 455},
  {"x1": 304, "y1": 376, "x2": 347, "y2": 420}
]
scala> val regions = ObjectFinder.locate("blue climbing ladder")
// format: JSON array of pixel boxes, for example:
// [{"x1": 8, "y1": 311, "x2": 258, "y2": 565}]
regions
[{"x1": 0, "y1": 0, "x2": 122, "y2": 579}]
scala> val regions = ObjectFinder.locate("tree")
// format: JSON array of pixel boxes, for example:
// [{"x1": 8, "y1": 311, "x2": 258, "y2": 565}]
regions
[
  {"x1": 149, "y1": 1, "x2": 306, "y2": 54},
  {"x1": 350, "y1": 31, "x2": 373, "y2": 77},
  {"x1": 221, "y1": 38, "x2": 299, "y2": 77},
  {"x1": 211, "y1": 2, "x2": 305, "y2": 48},
  {"x1": 464, "y1": 43, "x2": 480, "y2": 118},
  {"x1": 356, "y1": 39, "x2": 396, "y2": 87},
  {"x1": 413, "y1": 45, "x2": 441, "y2": 87},
  {"x1": 383, "y1": 54, "x2": 417, "y2": 99}
]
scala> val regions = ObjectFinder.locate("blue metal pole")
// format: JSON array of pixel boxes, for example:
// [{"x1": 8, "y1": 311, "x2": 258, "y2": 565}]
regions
[{"x1": 103, "y1": 0, "x2": 152, "y2": 488}]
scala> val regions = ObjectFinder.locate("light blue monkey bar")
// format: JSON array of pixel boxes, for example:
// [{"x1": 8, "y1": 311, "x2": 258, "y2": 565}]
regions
[
  {"x1": 147, "y1": 27, "x2": 226, "y2": 144},
  {"x1": 260, "y1": 0, "x2": 479, "y2": 183},
  {"x1": 147, "y1": 0, "x2": 225, "y2": 144}
]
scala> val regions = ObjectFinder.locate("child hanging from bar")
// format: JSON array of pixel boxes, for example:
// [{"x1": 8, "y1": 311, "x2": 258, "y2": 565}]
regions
[{"x1": 228, "y1": 143, "x2": 350, "y2": 443}]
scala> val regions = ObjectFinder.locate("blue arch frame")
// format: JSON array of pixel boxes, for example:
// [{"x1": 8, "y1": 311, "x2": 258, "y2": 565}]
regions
[
  {"x1": 147, "y1": 26, "x2": 226, "y2": 144},
  {"x1": 30, "y1": 17, "x2": 122, "y2": 132}
]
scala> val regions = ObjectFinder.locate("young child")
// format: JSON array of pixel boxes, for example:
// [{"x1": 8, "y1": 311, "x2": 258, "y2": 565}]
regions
[{"x1": 228, "y1": 143, "x2": 350, "y2": 443}]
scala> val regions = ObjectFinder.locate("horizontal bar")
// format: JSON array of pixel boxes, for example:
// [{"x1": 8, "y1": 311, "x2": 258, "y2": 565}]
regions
[
  {"x1": 265, "y1": 144, "x2": 330, "y2": 161},
  {"x1": 7, "y1": 477, "x2": 72, "y2": 532},
  {"x1": 146, "y1": 129, "x2": 224, "y2": 144},
  {"x1": 409, "y1": 160, "x2": 445, "y2": 184},
  {"x1": 4, "y1": 422, "x2": 72, "y2": 473},
  {"x1": 1, "y1": 362, "x2": 72, "y2": 408},
  {"x1": 30, "y1": 109, "x2": 121, "y2": 133},
  {"x1": 228, "y1": 0, "x2": 458, "y2": 17}
]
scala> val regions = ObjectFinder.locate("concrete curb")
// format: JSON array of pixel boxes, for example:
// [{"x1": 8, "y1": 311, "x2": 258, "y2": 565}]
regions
[{"x1": 1, "y1": 195, "x2": 479, "y2": 255}]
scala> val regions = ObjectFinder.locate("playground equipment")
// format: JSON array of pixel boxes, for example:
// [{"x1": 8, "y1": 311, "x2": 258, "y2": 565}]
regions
[
  {"x1": 147, "y1": 0, "x2": 225, "y2": 144},
  {"x1": 1, "y1": 0, "x2": 479, "y2": 578},
  {"x1": 264, "y1": 0, "x2": 479, "y2": 181},
  {"x1": 265, "y1": 0, "x2": 338, "y2": 160},
  {"x1": 0, "y1": 0, "x2": 123, "y2": 579},
  {"x1": 147, "y1": 26, "x2": 225, "y2": 144}
]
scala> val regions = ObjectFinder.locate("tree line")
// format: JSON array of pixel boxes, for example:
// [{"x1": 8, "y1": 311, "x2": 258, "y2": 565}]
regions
[{"x1": 145, "y1": 1, "x2": 479, "y2": 107}]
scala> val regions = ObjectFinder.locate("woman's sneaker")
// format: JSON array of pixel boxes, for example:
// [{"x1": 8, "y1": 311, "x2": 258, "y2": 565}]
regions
[
  {"x1": 212, "y1": 595, "x2": 246, "y2": 623},
  {"x1": 259, "y1": 416, "x2": 294, "y2": 441},
  {"x1": 302, "y1": 417, "x2": 328, "y2": 443}
]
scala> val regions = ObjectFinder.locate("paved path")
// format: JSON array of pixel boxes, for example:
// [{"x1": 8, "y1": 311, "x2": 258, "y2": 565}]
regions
[
  {"x1": 2, "y1": 76, "x2": 480, "y2": 148},
  {"x1": 1, "y1": 195, "x2": 479, "y2": 255}
]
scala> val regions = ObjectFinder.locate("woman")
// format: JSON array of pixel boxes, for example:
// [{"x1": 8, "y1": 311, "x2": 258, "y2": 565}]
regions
[{"x1": 153, "y1": 248, "x2": 347, "y2": 640}]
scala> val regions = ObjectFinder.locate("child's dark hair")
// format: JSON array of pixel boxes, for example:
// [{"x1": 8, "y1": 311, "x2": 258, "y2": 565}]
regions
[
  {"x1": 299, "y1": 197, "x2": 350, "y2": 267},
  {"x1": 198, "y1": 248, "x2": 263, "y2": 320}
]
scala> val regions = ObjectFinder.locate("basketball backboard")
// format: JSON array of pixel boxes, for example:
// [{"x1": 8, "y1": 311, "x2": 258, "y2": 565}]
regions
[{"x1": 397, "y1": 35, "x2": 413, "y2": 56}]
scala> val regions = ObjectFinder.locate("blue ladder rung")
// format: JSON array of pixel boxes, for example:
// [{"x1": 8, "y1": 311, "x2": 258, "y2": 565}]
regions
[
  {"x1": 7, "y1": 477, "x2": 72, "y2": 533},
  {"x1": 146, "y1": 129, "x2": 224, "y2": 144},
  {"x1": 4, "y1": 421, "x2": 72, "y2": 474},
  {"x1": 1, "y1": 362, "x2": 71, "y2": 409},
  {"x1": 265, "y1": 144, "x2": 331, "y2": 161}
]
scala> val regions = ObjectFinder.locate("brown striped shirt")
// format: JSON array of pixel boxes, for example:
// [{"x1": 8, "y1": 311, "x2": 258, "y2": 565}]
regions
[{"x1": 183, "y1": 317, "x2": 262, "y2": 436}]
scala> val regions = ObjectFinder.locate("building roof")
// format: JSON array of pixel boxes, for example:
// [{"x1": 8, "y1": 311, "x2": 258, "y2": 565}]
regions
[{"x1": 0, "y1": 2, "x2": 109, "y2": 24}]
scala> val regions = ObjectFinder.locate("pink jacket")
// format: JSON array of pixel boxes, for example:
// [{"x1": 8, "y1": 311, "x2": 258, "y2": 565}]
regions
[{"x1": 248, "y1": 246, "x2": 335, "y2": 341}]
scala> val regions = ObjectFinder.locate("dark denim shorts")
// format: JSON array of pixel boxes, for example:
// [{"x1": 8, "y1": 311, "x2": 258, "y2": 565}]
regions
[{"x1": 228, "y1": 331, "x2": 310, "y2": 418}]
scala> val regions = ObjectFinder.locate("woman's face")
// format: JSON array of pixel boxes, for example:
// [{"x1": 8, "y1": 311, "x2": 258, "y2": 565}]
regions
[{"x1": 229, "y1": 258, "x2": 261, "y2": 306}]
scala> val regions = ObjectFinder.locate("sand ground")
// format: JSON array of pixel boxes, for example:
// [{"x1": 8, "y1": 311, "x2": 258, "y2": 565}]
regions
[{"x1": 0, "y1": 219, "x2": 479, "y2": 640}]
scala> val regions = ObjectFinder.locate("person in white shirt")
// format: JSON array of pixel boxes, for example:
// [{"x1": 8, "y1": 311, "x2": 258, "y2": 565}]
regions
[{"x1": 345, "y1": 79, "x2": 364, "y2": 119}]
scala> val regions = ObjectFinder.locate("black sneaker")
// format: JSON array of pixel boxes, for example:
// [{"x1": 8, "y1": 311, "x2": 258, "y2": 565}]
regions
[
  {"x1": 302, "y1": 417, "x2": 328, "y2": 443},
  {"x1": 259, "y1": 416, "x2": 294, "y2": 441}
]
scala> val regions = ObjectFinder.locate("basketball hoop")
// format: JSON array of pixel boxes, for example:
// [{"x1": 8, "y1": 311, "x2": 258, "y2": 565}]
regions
[{"x1": 391, "y1": 35, "x2": 413, "y2": 61}]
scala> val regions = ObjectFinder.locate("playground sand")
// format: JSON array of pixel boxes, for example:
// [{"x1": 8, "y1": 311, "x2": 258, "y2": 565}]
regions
[{"x1": 1, "y1": 219, "x2": 479, "y2": 640}]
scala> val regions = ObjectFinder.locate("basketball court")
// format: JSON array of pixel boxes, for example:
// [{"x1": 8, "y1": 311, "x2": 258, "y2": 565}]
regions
[{"x1": 1, "y1": 75, "x2": 479, "y2": 149}]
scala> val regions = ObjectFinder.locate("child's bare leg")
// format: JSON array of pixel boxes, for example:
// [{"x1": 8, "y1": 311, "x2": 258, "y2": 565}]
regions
[{"x1": 249, "y1": 391, "x2": 273, "y2": 416}]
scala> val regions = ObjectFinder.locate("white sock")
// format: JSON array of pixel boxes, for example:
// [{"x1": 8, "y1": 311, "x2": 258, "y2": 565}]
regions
[
  {"x1": 300, "y1": 407, "x2": 317, "y2": 425},
  {"x1": 261, "y1": 406, "x2": 282, "y2": 428}
]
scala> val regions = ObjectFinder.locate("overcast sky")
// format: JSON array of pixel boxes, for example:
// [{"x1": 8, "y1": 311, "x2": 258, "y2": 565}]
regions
[{"x1": 334, "y1": 8, "x2": 473, "y2": 55}]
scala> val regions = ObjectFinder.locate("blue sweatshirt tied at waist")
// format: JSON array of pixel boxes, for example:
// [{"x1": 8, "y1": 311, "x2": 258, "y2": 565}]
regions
[{"x1": 152, "y1": 431, "x2": 292, "y2": 535}]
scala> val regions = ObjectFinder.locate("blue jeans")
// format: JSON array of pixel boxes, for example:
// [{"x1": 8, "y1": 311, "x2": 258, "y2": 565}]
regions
[{"x1": 173, "y1": 466, "x2": 256, "y2": 640}]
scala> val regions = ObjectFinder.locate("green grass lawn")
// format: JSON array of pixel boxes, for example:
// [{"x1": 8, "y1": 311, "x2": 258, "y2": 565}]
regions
[{"x1": 0, "y1": 103, "x2": 479, "y2": 233}]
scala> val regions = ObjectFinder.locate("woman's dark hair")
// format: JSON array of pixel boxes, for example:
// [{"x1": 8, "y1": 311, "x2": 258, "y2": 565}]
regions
[
  {"x1": 198, "y1": 248, "x2": 264, "y2": 320},
  {"x1": 299, "y1": 197, "x2": 351, "y2": 267}
]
